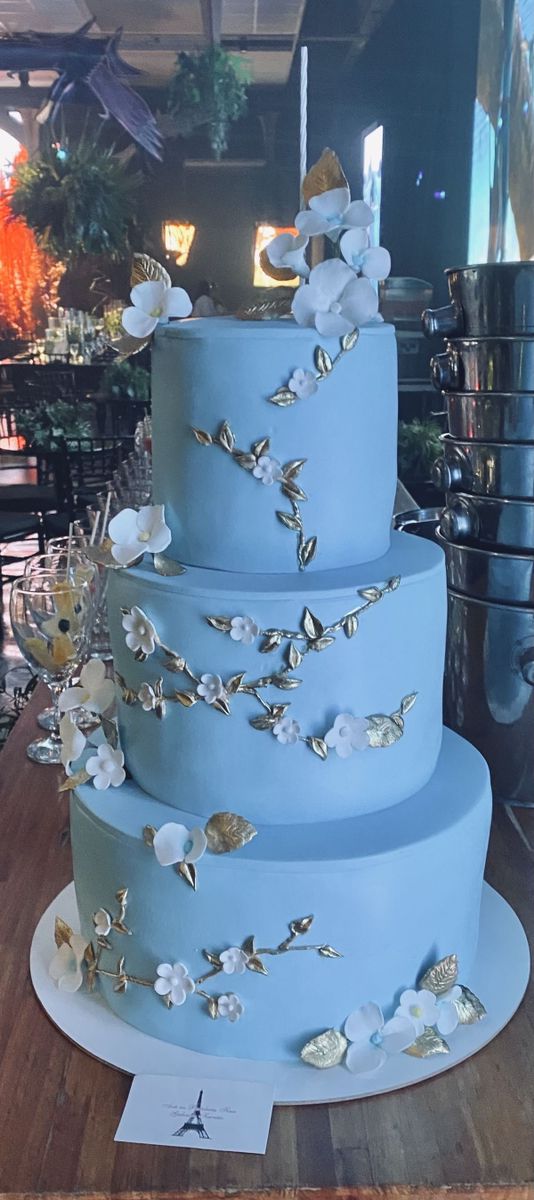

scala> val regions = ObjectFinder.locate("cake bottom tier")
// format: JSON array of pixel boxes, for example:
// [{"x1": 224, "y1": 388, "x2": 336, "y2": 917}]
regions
[{"x1": 70, "y1": 728, "x2": 492, "y2": 1063}]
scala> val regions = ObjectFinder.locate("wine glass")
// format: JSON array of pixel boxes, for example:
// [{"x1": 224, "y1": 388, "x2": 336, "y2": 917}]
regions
[{"x1": 10, "y1": 570, "x2": 95, "y2": 764}]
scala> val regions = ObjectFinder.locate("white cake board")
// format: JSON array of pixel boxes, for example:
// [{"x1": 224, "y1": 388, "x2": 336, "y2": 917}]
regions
[{"x1": 30, "y1": 882, "x2": 530, "y2": 1106}]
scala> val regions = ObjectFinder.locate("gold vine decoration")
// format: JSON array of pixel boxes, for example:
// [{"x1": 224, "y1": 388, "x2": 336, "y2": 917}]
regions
[
  {"x1": 269, "y1": 330, "x2": 359, "y2": 407},
  {"x1": 191, "y1": 425, "x2": 317, "y2": 570}
]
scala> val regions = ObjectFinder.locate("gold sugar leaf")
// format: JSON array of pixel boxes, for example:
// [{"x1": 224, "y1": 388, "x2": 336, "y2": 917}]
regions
[
  {"x1": 212, "y1": 694, "x2": 231, "y2": 715},
  {"x1": 206, "y1": 615, "x2": 232, "y2": 632},
  {"x1": 455, "y1": 985, "x2": 486, "y2": 1024},
  {"x1": 341, "y1": 329, "x2": 359, "y2": 352},
  {"x1": 366, "y1": 713, "x2": 404, "y2": 748},
  {"x1": 192, "y1": 428, "x2": 213, "y2": 446},
  {"x1": 277, "y1": 510, "x2": 302, "y2": 532},
  {"x1": 253, "y1": 437, "x2": 270, "y2": 457},
  {"x1": 302, "y1": 148, "x2": 348, "y2": 206},
  {"x1": 84, "y1": 942, "x2": 96, "y2": 966},
  {"x1": 236, "y1": 296, "x2": 293, "y2": 321},
  {"x1": 178, "y1": 861, "x2": 197, "y2": 890},
  {"x1": 401, "y1": 692, "x2": 418, "y2": 715},
  {"x1": 419, "y1": 954, "x2": 459, "y2": 995},
  {"x1": 242, "y1": 934, "x2": 256, "y2": 956},
  {"x1": 303, "y1": 607, "x2": 324, "y2": 640},
  {"x1": 389, "y1": 575, "x2": 401, "y2": 590},
  {"x1": 272, "y1": 675, "x2": 302, "y2": 689},
  {"x1": 143, "y1": 824, "x2": 156, "y2": 847},
  {"x1": 59, "y1": 768, "x2": 91, "y2": 791},
  {"x1": 203, "y1": 949, "x2": 222, "y2": 966},
  {"x1": 207, "y1": 996, "x2": 219, "y2": 1019},
  {"x1": 218, "y1": 421, "x2": 235, "y2": 452},
  {"x1": 270, "y1": 387, "x2": 297, "y2": 407},
  {"x1": 101, "y1": 715, "x2": 118, "y2": 749},
  {"x1": 359, "y1": 586, "x2": 382, "y2": 603},
  {"x1": 314, "y1": 346, "x2": 333, "y2": 376},
  {"x1": 163, "y1": 653, "x2": 186, "y2": 673},
  {"x1": 301, "y1": 1028, "x2": 347, "y2": 1069},
  {"x1": 260, "y1": 632, "x2": 283, "y2": 653},
  {"x1": 259, "y1": 246, "x2": 298, "y2": 283},
  {"x1": 174, "y1": 690, "x2": 198, "y2": 707},
  {"x1": 225, "y1": 672, "x2": 246, "y2": 694},
  {"x1": 290, "y1": 915, "x2": 314, "y2": 935},
  {"x1": 114, "y1": 976, "x2": 127, "y2": 994},
  {"x1": 308, "y1": 736, "x2": 328, "y2": 760},
  {"x1": 111, "y1": 920, "x2": 130, "y2": 936},
  {"x1": 289, "y1": 642, "x2": 303, "y2": 669},
  {"x1": 309, "y1": 636, "x2": 335, "y2": 652},
  {"x1": 110, "y1": 332, "x2": 152, "y2": 361},
  {"x1": 283, "y1": 459, "x2": 307, "y2": 479},
  {"x1": 250, "y1": 714, "x2": 277, "y2": 730},
  {"x1": 54, "y1": 915, "x2": 74, "y2": 948},
  {"x1": 318, "y1": 944, "x2": 342, "y2": 958},
  {"x1": 116, "y1": 887, "x2": 128, "y2": 904},
  {"x1": 404, "y1": 1028, "x2": 450, "y2": 1058},
  {"x1": 299, "y1": 536, "x2": 318, "y2": 567},
  {"x1": 204, "y1": 811, "x2": 257, "y2": 854},
  {"x1": 153, "y1": 554, "x2": 187, "y2": 577},
  {"x1": 282, "y1": 478, "x2": 308, "y2": 503},
  {"x1": 246, "y1": 955, "x2": 268, "y2": 976},
  {"x1": 234, "y1": 452, "x2": 257, "y2": 470},
  {"x1": 344, "y1": 613, "x2": 359, "y2": 638},
  {"x1": 131, "y1": 253, "x2": 171, "y2": 288}
]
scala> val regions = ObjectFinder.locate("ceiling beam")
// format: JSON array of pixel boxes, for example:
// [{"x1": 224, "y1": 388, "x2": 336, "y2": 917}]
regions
[{"x1": 200, "y1": 0, "x2": 222, "y2": 45}]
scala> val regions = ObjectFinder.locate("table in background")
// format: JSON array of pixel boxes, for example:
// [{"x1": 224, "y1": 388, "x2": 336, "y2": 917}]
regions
[{"x1": 0, "y1": 688, "x2": 533, "y2": 1198}]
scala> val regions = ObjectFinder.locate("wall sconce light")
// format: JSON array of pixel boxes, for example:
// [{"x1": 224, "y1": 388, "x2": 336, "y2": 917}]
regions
[
  {"x1": 253, "y1": 224, "x2": 300, "y2": 288},
  {"x1": 162, "y1": 220, "x2": 196, "y2": 266}
]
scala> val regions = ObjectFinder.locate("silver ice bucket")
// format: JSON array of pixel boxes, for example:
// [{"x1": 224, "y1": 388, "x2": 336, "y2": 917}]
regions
[
  {"x1": 444, "y1": 392, "x2": 534, "y2": 443},
  {"x1": 431, "y1": 338, "x2": 534, "y2": 393},
  {"x1": 434, "y1": 434, "x2": 534, "y2": 499},
  {"x1": 423, "y1": 262, "x2": 534, "y2": 338}
]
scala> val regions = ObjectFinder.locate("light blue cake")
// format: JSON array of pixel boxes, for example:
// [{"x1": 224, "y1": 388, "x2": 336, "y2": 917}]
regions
[{"x1": 71, "y1": 315, "x2": 492, "y2": 1063}]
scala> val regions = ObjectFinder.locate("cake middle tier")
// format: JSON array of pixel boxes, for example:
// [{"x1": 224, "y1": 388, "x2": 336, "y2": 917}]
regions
[{"x1": 107, "y1": 531, "x2": 446, "y2": 824}]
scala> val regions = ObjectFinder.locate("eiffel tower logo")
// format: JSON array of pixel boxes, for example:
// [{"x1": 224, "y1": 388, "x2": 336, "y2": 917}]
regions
[{"x1": 173, "y1": 1089, "x2": 210, "y2": 1139}]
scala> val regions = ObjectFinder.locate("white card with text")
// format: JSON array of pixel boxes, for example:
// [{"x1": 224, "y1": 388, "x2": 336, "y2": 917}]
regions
[{"x1": 115, "y1": 1074, "x2": 275, "y2": 1154}]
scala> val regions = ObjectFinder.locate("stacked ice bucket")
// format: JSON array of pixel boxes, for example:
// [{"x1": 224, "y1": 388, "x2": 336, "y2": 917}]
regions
[{"x1": 423, "y1": 263, "x2": 534, "y2": 806}]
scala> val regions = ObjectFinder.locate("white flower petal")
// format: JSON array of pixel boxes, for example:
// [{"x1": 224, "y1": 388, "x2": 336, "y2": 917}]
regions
[
  {"x1": 130, "y1": 279, "x2": 167, "y2": 311},
  {"x1": 59, "y1": 685, "x2": 86, "y2": 713},
  {"x1": 108, "y1": 508, "x2": 139, "y2": 545},
  {"x1": 295, "y1": 209, "x2": 328, "y2": 236},
  {"x1": 343, "y1": 199, "x2": 374, "y2": 228},
  {"x1": 153, "y1": 822, "x2": 189, "y2": 867},
  {"x1": 291, "y1": 283, "x2": 318, "y2": 327},
  {"x1": 80, "y1": 658, "x2": 107, "y2": 690},
  {"x1": 154, "y1": 976, "x2": 172, "y2": 995},
  {"x1": 122, "y1": 307, "x2": 157, "y2": 339},
  {"x1": 399, "y1": 988, "x2": 418, "y2": 1007},
  {"x1": 186, "y1": 827, "x2": 208, "y2": 863},
  {"x1": 344, "y1": 1002, "x2": 383, "y2": 1044},
  {"x1": 57, "y1": 968, "x2": 83, "y2": 993},
  {"x1": 436, "y1": 1001, "x2": 459, "y2": 1036},
  {"x1": 308, "y1": 257, "x2": 355, "y2": 297},
  {"x1": 163, "y1": 286, "x2": 193, "y2": 318},
  {"x1": 109, "y1": 765, "x2": 126, "y2": 787},
  {"x1": 266, "y1": 232, "x2": 295, "y2": 265},
  {"x1": 111, "y1": 540, "x2": 142, "y2": 566},
  {"x1": 309, "y1": 187, "x2": 350, "y2": 218},
  {"x1": 157, "y1": 962, "x2": 174, "y2": 979},
  {"x1": 136, "y1": 504, "x2": 162, "y2": 534},
  {"x1": 49, "y1": 944, "x2": 72, "y2": 980},
  {"x1": 315, "y1": 310, "x2": 353, "y2": 338},
  {"x1": 346, "y1": 1042, "x2": 386, "y2": 1076},
  {"x1": 361, "y1": 246, "x2": 391, "y2": 281},
  {"x1": 146, "y1": 522, "x2": 172, "y2": 553},
  {"x1": 381, "y1": 1015, "x2": 418, "y2": 1053},
  {"x1": 340, "y1": 276, "x2": 379, "y2": 326}
]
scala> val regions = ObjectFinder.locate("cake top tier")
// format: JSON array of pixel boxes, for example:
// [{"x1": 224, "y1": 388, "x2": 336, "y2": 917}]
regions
[{"x1": 151, "y1": 314, "x2": 398, "y2": 575}]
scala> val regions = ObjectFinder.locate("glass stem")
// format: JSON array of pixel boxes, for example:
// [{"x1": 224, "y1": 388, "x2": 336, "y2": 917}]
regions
[{"x1": 47, "y1": 681, "x2": 64, "y2": 744}]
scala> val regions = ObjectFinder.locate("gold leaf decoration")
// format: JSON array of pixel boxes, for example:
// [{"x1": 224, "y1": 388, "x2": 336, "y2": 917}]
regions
[
  {"x1": 290, "y1": 915, "x2": 314, "y2": 935},
  {"x1": 225, "y1": 672, "x2": 246, "y2": 694},
  {"x1": 301, "y1": 1028, "x2": 348, "y2": 1069},
  {"x1": 309, "y1": 635, "x2": 335, "y2": 652},
  {"x1": 236, "y1": 295, "x2": 293, "y2": 321},
  {"x1": 401, "y1": 692, "x2": 418, "y2": 715},
  {"x1": 247, "y1": 955, "x2": 268, "y2": 975},
  {"x1": 54, "y1": 915, "x2": 74, "y2": 949},
  {"x1": 174, "y1": 690, "x2": 198, "y2": 707},
  {"x1": 242, "y1": 934, "x2": 255, "y2": 956},
  {"x1": 344, "y1": 613, "x2": 359, "y2": 638},
  {"x1": 143, "y1": 824, "x2": 156, "y2": 847},
  {"x1": 299, "y1": 535, "x2": 318, "y2": 567},
  {"x1": 318, "y1": 944, "x2": 343, "y2": 958},
  {"x1": 204, "y1": 811, "x2": 258, "y2": 855},
  {"x1": 282, "y1": 478, "x2": 307, "y2": 502},
  {"x1": 302, "y1": 148, "x2": 349, "y2": 206},
  {"x1": 101, "y1": 715, "x2": 118, "y2": 749},
  {"x1": 203, "y1": 950, "x2": 222, "y2": 966},
  {"x1": 212, "y1": 694, "x2": 231, "y2": 715},
  {"x1": 260, "y1": 632, "x2": 283, "y2": 653},
  {"x1": 153, "y1": 553, "x2": 187, "y2": 577},
  {"x1": 308, "y1": 736, "x2": 328, "y2": 760},
  {"x1": 110, "y1": 332, "x2": 152, "y2": 361},
  {"x1": 253, "y1": 437, "x2": 270, "y2": 457},
  {"x1": 277, "y1": 510, "x2": 302, "y2": 531},
  {"x1": 163, "y1": 653, "x2": 186, "y2": 673},
  {"x1": 250, "y1": 713, "x2": 277, "y2": 730},
  {"x1": 283, "y1": 458, "x2": 306, "y2": 478},
  {"x1": 206, "y1": 616, "x2": 232, "y2": 632},
  {"x1": 131, "y1": 253, "x2": 171, "y2": 289},
  {"x1": 289, "y1": 642, "x2": 303, "y2": 669},
  {"x1": 272, "y1": 675, "x2": 302, "y2": 690},
  {"x1": 258, "y1": 246, "x2": 298, "y2": 283},
  {"x1": 455, "y1": 985, "x2": 487, "y2": 1024},
  {"x1": 192, "y1": 427, "x2": 213, "y2": 446},
  {"x1": 389, "y1": 575, "x2": 401, "y2": 590},
  {"x1": 315, "y1": 346, "x2": 333, "y2": 375},
  {"x1": 59, "y1": 767, "x2": 91, "y2": 791},
  {"x1": 404, "y1": 1028, "x2": 450, "y2": 1058},
  {"x1": 207, "y1": 996, "x2": 219, "y2": 1019},
  {"x1": 270, "y1": 387, "x2": 297, "y2": 407},
  {"x1": 419, "y1": 954, "x2": 459, "y2": 996},
  {"x1": 116, "y1": 887, "x2": 128, "y2": 904},
  {"x1": 178, "y1": 861, "x2": 197, "y2": 890},
  {"x1": 218, "y1": 421, "x2": 235, "y2": 452},
  {"x1": 366, "y1": 713, "x2": 404, "y2": 748},
  {"x1": 359, "y1": 586, "x2": 382, "y2": 603},
  {"x1": 303, "y1": 607, "x2": 324, "y2": 639},
  {"x1": 234, "y1": 451, "x2": 257, "y2": 469},
  {"x1": 341, "y1": 329, "x2": 359, "y2": 352}
]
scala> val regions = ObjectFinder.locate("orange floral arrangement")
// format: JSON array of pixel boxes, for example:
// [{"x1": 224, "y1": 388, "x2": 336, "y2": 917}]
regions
[{"x1": 0, "y1": 148, "x2": 64, "y2": 339}]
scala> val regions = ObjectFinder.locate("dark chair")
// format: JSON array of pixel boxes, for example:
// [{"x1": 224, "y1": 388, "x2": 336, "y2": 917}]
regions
[
  {"x1": 0, "y1": 445, "x2": 74, "y2": 549},
  {"x1": 63, "y1": 435, "x2": 135, "y2": 510},
  {"x1": 0, "y1": 511, "x2": 41, "y2": 612}
]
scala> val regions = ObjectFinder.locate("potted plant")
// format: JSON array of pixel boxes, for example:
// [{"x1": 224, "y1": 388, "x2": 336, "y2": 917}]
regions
[
  {"x1": 167, "y1": 47, "x2": 249, "y2": 159},
  {"x1": 397, "y1": 418, "x2": 444, "y2": 507},
  {"x1": 101, "y1": 360, "x2": 150, "y2": 403},
  {"x1": 15, "y1": 398, "x2": 94, "y2": 452}
]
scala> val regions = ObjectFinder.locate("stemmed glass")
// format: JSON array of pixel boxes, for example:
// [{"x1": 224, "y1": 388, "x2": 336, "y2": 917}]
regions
[{"x1": 10, "y1": 570, "x2": 95, "y2": 764}]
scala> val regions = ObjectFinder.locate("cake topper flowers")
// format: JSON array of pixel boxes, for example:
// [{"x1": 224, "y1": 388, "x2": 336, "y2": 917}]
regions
[{"x1": 113, "y1": 254, "x2": 192, "y2": 359}]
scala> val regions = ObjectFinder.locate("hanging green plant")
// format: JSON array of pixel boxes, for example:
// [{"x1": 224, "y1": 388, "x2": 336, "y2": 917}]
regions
[
  {"x1": 11, "y1": 138, "x2": 142, "y2": 262},
  {"x1": 167, "y1": 46, "x2": 249, "y2": 160}
]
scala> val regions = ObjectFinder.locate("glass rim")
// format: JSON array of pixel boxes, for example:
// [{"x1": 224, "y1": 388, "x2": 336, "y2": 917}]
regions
[{"x1": 11, "y1": 572, "x2": 91, "y2": 596}]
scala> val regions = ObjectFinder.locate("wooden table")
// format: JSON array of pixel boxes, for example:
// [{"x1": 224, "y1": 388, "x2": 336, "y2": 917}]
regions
[{"x1": 1, "y1": 688, "x2": 533, "y2": 1198}]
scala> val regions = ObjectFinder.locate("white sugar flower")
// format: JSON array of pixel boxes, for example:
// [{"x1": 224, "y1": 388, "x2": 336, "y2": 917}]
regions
[
  {"x1": 92, "y1": 908, "x2": 112, "y2": 936},
  {"x1": 122, "y1": 279, "x2": 192, "y2": 339},
  {"x1": 252, "y1": 455, "x2": 283, "y2": 486},
  {"x1": 59, "y1": 658, "x2": 115, "y2": 716},
  {"x1": 121, "y1": 606, "x2": 157, "y2": 656},
  {"x1": 86, "y1": 743, "x2": 126, "y2": 790},
  {"x1": 152, "y1": 821, "x2": 207, "y2": 867},
  {"x1": 138, "y1": 682, "x2": 156, "y2": 711},
  {"x1": 230, "y1": 615, "x2": 259, "y2": 645},
  {"x1": 59, "y1": 713, "x2": 86, "y2": 772},
  {"x1": 325, "y1": 714, "x2": 370, "y2": 759},
  {"x1": 395, "y1": 988, "x2": 439, "y2": 1038},
  {"x1": 344, "y1": 1002, "x2": 415, "y2": 1076},
  {"x1": 292, "y1": 259, "x2": 378, "y2": 337},
  {"x1": 196, "y1": 673, "x2": 225, "y2": 704},
  {"x1": 295, "y1": 188, "x2": 373, "y2": 239},
  {"x1": 266, "y1": 231, "x2": 309, "y2": 278},
  {"x1": 273, "y1": 716, "x2": 300, "y2": 745},
  {"x1": 49, "y1": 933, "x2": 88, "y2": 993},
  {"x1": 218, "y1": 992, "x2": 245, "y2": 1022},
  {"x1": 435, "y1": 986, "x2": 462, "y2": 1035},
  {"x1": 154, "y1": 961, "x2": 195, "y2": 1006},
  {"x1": 288, "y1": 367, "x2": 318, "y2": 400},
  {"x1": 108, "y1": 503, "x2": 171, "y2": 567},
  {"x1": 219, "y1": 947, "x2": 249, "y2": 975},
  {"x1": 340, "y1": 228, "x2": 391, "y2": 281}
]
